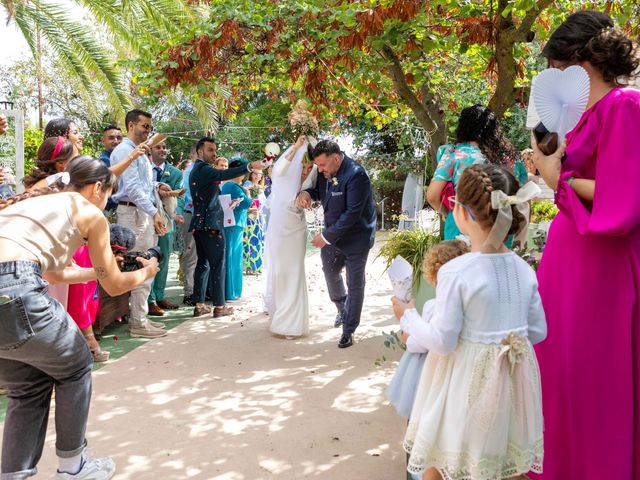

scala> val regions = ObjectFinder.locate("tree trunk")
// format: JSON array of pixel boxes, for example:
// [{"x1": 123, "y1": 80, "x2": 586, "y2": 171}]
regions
[
  {"x1": 381, "y1": 44, "x2": 447, "y2": 162},
  {"x1": 488, "y1": 0, "x2": 555, "y2": 117}
]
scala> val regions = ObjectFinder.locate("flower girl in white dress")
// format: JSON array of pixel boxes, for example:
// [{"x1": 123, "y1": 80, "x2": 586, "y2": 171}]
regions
[{"x1": 393, "y1": 164, "x2": 546, "y2": 480}]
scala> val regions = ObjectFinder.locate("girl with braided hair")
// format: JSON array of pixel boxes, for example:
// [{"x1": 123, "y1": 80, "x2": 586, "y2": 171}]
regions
[
  {"x1": 22, "y1": 136, "x2": 75, "y2": 191},
  {"x1": 395, "y1": 164, "x2": 546, "y2": 480},
  {"x1": 531, "y1": 10, "x2": 640, "y2": 480},
  {"x1": 426, "y1": 105, "x2": 528, "y2": 240},
  {"x1": 0, "y1": 155, "x2": 159, "y2": 479}
]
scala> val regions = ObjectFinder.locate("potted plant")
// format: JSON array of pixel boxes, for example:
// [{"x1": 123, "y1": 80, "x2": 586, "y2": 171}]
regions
[
  {"x1": 527, "y1": 200, "x2": 558, "y2": 250},
  {"x1": 378, "y1": 228, "x2": 441, "y2": 311}
]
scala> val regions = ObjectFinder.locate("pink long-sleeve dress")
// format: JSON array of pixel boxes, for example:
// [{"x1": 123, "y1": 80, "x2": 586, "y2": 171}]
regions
[
  {"x1": 532, "y1": 87, "x2": 640, "y2": 479},
  {"x1": 67, "y1": 245, "x2": 99, "y2": 330}
]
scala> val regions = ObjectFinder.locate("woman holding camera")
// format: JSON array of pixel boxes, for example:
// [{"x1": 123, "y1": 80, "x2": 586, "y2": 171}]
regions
[
  {"x1": 531, "y1": 11, "x2": 640, "y2": 480},
  {"x1": 0, "y1": 155, "x2": 159, "y2": 479}
]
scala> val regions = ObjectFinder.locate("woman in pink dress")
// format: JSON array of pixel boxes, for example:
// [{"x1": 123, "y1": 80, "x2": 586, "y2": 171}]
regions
[
  {"x1": 68, "y1": 245, "x2": 109, "y2": 362},
  {"x1": 532, "y1": 11, "x2": 640, "y2": 479}
]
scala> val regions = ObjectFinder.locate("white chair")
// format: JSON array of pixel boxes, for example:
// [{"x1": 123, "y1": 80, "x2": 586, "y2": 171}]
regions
[{"x1": 418, "y1": 208, "x2": 440, "y2": 235}]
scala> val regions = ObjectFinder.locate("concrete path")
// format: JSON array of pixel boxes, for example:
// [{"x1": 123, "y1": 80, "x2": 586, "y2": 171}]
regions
[{"x1": 2, "y1": 238, "x2": 408, "y2": 479}]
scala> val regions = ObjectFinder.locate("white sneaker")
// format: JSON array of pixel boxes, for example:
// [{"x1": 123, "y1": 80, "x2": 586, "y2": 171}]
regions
[
  {"x1": 129, "y1": 323, "x2": 167, "y2": 338},
  {"x1": 148, "y1": 319, "x2": 166, "y2": 329},
  {"x1": 55, "y1": 456, "x2": 116, "y2": 479}
]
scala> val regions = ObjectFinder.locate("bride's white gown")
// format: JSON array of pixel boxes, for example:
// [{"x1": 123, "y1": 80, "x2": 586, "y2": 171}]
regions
[{"x1": 264, "y1": 144, "x2": 317, "y2": 337}]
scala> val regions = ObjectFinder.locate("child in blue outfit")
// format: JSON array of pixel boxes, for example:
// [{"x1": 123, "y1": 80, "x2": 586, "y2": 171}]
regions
[{"x1": 387, "y1": 239, "x2": 470, "y2": 418}]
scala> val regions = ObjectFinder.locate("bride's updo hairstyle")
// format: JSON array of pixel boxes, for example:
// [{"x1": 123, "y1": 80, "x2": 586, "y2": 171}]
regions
[
  {"x1": 456, "y1": 164, "x2": 525, "y2": 239},
  {"x1": 0, "y1": 155, "x2": 117, "y2": 210},
  {"x1": 542, "y1": 10, "x2": 639, "y2": 83}
]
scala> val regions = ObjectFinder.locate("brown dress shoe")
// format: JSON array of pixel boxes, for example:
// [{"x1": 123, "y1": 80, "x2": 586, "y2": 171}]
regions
[
  {"x1": 157, "y1": 299, "x2": 180, "y2": 310},
  {"x1": 148, "y1": 302, "x2": 165, "y2": 316},
  {"x1": 193, "y1": 304, "x2": 212, "y2": 317},
  {"x1": 213, "y1": 305, "x2": 234, "y2": 318}
]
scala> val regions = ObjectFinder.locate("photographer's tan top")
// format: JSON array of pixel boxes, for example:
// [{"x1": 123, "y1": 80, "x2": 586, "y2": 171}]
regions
[{"x1": 0, "y1": 192, "x2": 87, "y2": 271}]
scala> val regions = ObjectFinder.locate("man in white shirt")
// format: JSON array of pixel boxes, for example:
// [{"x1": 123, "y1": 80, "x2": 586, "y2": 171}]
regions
[{"x1": 110, "y1": 109, "x2": 167, "y2": 338}]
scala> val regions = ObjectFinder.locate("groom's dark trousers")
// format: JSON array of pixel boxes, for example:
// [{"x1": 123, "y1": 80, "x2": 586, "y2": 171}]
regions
[
  {"x1": 307, "y1": 155, "x2": 376, "y2": 336},
  {"x1": 321, "y1": 245, "x2": 369, "y2": 335}
]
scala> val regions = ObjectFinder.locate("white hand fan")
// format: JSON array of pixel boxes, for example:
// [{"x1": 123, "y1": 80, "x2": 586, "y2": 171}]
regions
[
  {"x1": 532, "y1": 65, "x2": 590, "y2": 140},
  {"x1": 525, "y1": 74, "x2": 540, "y2": 129}
]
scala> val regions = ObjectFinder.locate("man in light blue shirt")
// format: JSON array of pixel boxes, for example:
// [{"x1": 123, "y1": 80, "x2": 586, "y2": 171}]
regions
[{"x1": 110, "y1": 108, "x2": 167, "y2": 339}]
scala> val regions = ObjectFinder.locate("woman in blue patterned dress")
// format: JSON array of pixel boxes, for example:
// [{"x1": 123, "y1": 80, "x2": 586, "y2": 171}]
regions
[
  {"x1": 222, "y1": 160, "x2": 254, "y2": 301},
  {"x1": 426, "y1": 105, "x2": 528, "y2": 240},
  {"x1": 243, "y1": 170, "x2": 266, "y2": 274}
]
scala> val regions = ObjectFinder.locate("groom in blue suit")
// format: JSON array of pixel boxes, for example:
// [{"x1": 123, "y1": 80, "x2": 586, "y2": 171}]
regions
[{"x1": 297, "y1": 140, "x2": 377, "y2": 348}]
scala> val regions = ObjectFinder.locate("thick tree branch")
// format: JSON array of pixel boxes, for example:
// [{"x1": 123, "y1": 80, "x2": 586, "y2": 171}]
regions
[
  {"x1": 381, "y1": 44, "x2": 437, "y2": 133},
  {"x1": 381, "y1": 43, "x2": 445, "y2": 159},
  {"x1": 515, "y1": 0, "x2": 555, "y2": 41},
  {"x1": 489, "y1": 0, "x2": 553, "y2": 117}
]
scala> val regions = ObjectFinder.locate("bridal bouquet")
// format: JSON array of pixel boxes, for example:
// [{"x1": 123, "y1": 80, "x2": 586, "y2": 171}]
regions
[{"x1": 288, "y1": 100, "x2": 319, "y2": 138}]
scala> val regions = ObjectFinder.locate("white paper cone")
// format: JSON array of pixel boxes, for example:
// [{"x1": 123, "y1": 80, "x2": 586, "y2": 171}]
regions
[{"x1": 388, "y1": 255, "x2": 413, "y2": 302}]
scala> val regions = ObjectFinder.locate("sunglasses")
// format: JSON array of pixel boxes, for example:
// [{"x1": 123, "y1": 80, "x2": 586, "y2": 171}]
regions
[
  {"x1": 136, "y1": 123, "x2": 154, "y2": 132},
  {"x1": 448, "y1": 196, "x2": 475, "y2": 221}
]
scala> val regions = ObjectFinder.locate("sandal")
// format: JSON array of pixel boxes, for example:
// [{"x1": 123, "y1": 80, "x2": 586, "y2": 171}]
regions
[{"x1": 84, "y1": 332, "x2": 110, "y2": 362}]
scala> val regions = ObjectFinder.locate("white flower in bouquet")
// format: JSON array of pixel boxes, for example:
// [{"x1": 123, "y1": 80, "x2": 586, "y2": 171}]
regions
[{"x1": 288, "y1": 100, "x2": 319, "y2": 138}]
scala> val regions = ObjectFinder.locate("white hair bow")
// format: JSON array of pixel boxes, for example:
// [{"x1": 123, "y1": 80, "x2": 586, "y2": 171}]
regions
[
  {"x1": 45, "y1": 171, "x2": 71, "y2": 186},
  {"x1": 485, "y1": 181, "x2": 541, "y2": 249}
]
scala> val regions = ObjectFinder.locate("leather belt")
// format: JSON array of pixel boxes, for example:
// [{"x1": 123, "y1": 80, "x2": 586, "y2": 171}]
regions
[{"x1": 118, "y1": 201, "x2": 137, "y2": 208}]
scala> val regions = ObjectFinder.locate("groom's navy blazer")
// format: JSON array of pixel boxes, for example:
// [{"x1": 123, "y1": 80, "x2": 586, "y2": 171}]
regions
[{"x1": 306, "y1": 155, "x2": 376, "y2": 254}]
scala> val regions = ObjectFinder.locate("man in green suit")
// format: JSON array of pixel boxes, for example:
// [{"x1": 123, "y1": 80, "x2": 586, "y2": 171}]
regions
[{"x1": 148, "y1": 140, "x2": 185, "y2": 316}]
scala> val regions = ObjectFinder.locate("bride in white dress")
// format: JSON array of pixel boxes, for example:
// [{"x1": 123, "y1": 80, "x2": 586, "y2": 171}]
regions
[{"x1": 264, "y1": 136, "x2": 317, "y2": 337}]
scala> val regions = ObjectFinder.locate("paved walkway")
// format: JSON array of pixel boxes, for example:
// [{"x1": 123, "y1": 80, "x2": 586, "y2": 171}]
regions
[{"x1": 1, "y1": 236, "x2": 408, "y2": 479}]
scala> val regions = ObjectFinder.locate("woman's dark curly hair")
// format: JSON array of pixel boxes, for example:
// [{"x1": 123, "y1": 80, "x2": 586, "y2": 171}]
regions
[
  {"x1": 543, "y1": 10, "x2": 639, "y2": 84},
  {"x1": 455, "y1": 105, "x2": 519, "y2": 168}
]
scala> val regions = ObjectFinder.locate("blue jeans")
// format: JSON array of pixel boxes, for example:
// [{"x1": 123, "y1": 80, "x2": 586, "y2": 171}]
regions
[{"x1": 0, "y1": 262, "x2": 93, "y2": 479}]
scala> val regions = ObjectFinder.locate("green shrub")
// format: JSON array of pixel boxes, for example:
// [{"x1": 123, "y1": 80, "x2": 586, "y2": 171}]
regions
[
  {"x1": 531, "y1": 201, "x2": 558, "y2": 224},
  {"x1": 378, "y1": 228, "x2": 441, "y2": 286}
]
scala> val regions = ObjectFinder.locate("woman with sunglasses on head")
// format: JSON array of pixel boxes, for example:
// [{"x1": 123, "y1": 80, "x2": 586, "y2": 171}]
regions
[
  {"x1": 0, "y1": 155, "x2": 159, "y2": 480},
  {"x1": 530, "y1": 11, "x2": 640, "y2": 480},
  {"x1": 426, "y1": 105, "x2": 527, "y2": 240}
]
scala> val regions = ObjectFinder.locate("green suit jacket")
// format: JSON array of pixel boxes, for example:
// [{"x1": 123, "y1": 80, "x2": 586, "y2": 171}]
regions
[{"x1": 159, "y1": 162, "x2": 184, "y2": 214}]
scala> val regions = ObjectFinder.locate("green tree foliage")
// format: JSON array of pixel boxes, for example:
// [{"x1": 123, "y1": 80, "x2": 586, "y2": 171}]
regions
[
  {"x1": 1, "y1": 0, "x2": 199, "y2": 123},
  {"x1": 139, "y1": 0, "x2": 638, "y2": 159}
]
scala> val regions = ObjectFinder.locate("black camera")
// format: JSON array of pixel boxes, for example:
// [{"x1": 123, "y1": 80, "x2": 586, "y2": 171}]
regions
[{"x1": 120, "y1": 246, "x2": 163, "y2": 272}]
